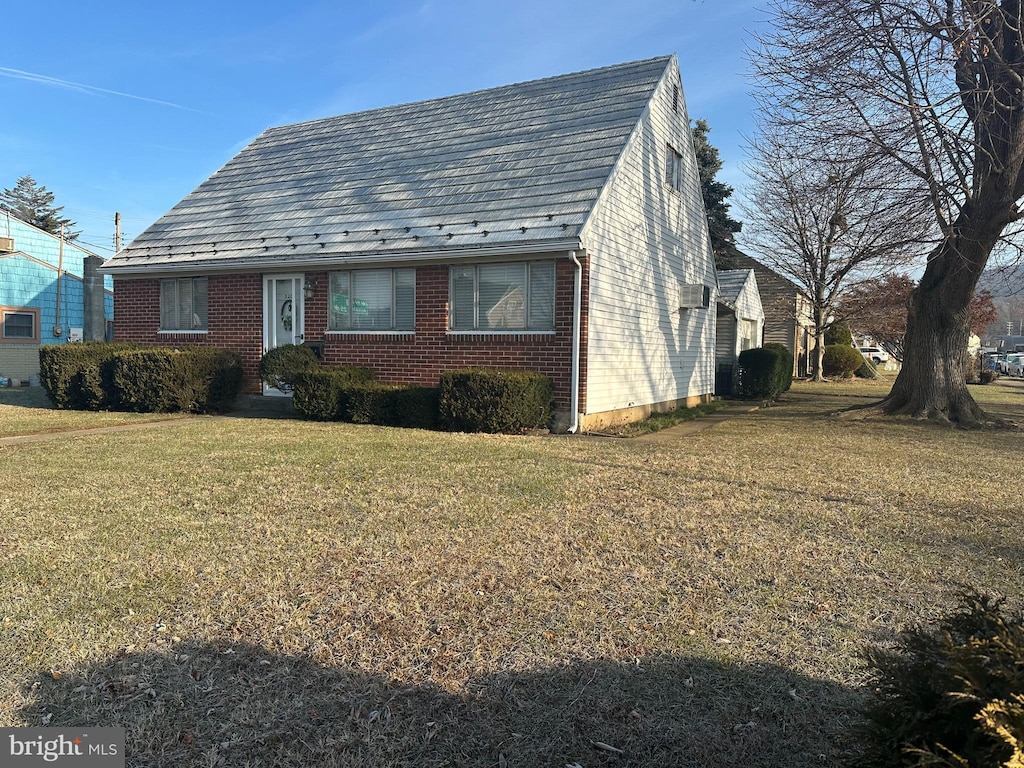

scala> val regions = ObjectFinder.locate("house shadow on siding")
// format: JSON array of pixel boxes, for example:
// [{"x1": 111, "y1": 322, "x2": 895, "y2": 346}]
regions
[{"x1": 17, "y1": 641, "x2": 863, "y2": 767}]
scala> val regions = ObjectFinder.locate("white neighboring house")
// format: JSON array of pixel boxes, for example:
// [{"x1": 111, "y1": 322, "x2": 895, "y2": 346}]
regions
[{"x1": 715, "y1": 269, "x2": 765, "y2": 395}]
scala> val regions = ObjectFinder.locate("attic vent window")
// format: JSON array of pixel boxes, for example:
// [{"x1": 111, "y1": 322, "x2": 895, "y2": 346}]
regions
[
  {"x1": 666, "y1": 145, "x2": 683, "y2": 192},
  {"x1": 672, "y1": 85, "x2": 679, "y2": 113}
]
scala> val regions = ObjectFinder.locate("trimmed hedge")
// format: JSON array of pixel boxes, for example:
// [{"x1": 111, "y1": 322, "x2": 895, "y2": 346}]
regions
[
  {"x1": 259, "y1": 344, "x2": 319, "y2": 393},
  {"x1": 737, "y1": 346, "x2": 791, "y2": 400},
  {"x1": 856, "y1": 358, "x2": 879, "y2": 379},
  {"x1": 292, "y1": 366, "x2": 376, "y2": 421},
  {"x1": 762, "y1": 342, "x2": 794, "y2": 393},
  {"x1": 438, "y1": 368, "x2": 553, "y2": 433},
  {"x1": 38, "y1": 342, "x2": 139, "y2": 410},
  {"x1": 112, "y1": 347, "x2": 243, "y2": 413},
  {"x1": 346, "y1": 381, "x2": 440, "y2": 429},
  {"x1": 824, "y1": 323, "x2": 854, "y2": 346},
  {"x1": 822, "y1": 344, "x2": 864, "y2": 378}
]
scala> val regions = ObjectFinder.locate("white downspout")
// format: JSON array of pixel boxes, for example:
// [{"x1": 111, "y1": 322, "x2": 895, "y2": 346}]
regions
[{"x1": 568, "y1": 250, "x2": 582, "y2": 433}]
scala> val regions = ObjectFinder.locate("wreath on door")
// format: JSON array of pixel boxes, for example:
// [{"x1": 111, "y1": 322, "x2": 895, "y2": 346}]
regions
[{"x1": 280, "y1": 299, "x2": 293, "y2": 332}]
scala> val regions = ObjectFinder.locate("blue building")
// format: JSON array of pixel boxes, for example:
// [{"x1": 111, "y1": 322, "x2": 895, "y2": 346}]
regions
[{"x1": 0, "y1": 211, "x2": 113, "y2": 382}]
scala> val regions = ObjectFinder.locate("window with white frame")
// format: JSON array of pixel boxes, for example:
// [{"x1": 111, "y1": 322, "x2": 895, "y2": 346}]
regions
[
  {"x1": 160, "y1": 277, "x2": 208, "y2": 331},
  {"x1": 1, "y1": 307, "x2": 38, "y2": 341},
  {"x1": 329, "y1": 268, "x2": 415, "y2": 331},
  {"x1": 666, "y1": 145, "x2": 683, "y2": 191},
  {"x1": 450, "y1": 261, "x2": 555, "y2": 331}
]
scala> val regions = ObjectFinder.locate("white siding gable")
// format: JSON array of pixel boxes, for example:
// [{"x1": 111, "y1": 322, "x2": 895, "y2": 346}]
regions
[{"x1": 579, "y1": 57, "x2": 717, "y2": 414}]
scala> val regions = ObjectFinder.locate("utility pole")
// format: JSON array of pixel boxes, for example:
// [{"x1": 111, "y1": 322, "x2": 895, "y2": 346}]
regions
[{"x1": 114, "y1": 211, "x2": 122, "y2": 252}]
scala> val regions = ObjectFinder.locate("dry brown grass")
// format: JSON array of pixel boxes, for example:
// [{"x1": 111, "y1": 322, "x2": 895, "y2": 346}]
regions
[
  {"x1": 1, "y1": 390, "x2": 1022, "y2": 766},
  {"x1": 0, "y1": 387, "x2": 182, "y2": 438}
]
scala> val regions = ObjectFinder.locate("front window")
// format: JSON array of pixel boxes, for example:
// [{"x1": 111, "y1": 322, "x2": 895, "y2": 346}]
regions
[
  {"x1": 160, "y1": 277, "x2": 208, "y2": 331},
  {"x1": 1, "y1": 308, "x2": 38, "y2": 341},
  {"x1": 450, "y1": 261, "x2": 555, "y2": 331},
  {"x1": 329, "y1": 268, "x2": 415, "y2": 331}
]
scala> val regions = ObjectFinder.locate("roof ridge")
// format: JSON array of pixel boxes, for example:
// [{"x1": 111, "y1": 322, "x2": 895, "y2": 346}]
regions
[{"x1": 264, "y1": 55, "x2": 673, "y2": 133}]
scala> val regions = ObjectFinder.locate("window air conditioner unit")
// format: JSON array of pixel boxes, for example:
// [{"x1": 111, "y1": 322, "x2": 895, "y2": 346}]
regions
[
  {"x1": 0, "y1": 236, "x2": 14, "y2": 252},
  {"x1": 678, "y1": 283, "x2": 710, "y2": 310}
]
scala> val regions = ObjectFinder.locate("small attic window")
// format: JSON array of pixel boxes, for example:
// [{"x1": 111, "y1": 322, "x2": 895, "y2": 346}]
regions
[
  {"x1": 666, "y1": 145, "x2": 683, "y2": 191},
  {"x1": 672, "y1": 85, "x2": 679, "y2": 113}
]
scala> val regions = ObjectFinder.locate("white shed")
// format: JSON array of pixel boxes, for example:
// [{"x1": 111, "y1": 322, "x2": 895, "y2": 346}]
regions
[{"x1": 715, "y1": 269, "x2": 765, "y2": 396}]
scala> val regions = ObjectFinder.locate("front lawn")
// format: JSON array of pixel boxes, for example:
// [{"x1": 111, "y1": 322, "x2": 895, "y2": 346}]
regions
[
  {"x1": 1, "y1": 392, "x2": 1021, "y2": 766},
  {"x1": 0, "y1": 387, "x2": 184, "y2": 438}
]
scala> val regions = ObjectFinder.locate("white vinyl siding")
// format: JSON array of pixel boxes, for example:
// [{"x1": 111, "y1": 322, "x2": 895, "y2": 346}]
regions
[
  {"x1": 329, "y1": 268, "x2": 415, "y2": 331},
  {"x1": 160, "y1": 277, "x2": 208, "y2": 331},
  {"x1": 580, "y1": 64, "x2": 717, "y2": 415},
  {"x1": 450, "y1": 261, "x2": 555, "y2": 331}
]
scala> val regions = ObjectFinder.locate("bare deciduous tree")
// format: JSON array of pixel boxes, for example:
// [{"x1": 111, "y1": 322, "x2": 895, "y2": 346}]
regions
[
  {"x1": 752, "y1": 0, "x2": 1024, "y2": 424},
  {"x1": 742, "y1": 130, "x2": 927, "y2": 380}
]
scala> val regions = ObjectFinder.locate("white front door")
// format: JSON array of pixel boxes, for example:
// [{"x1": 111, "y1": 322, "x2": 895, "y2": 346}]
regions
[{"x1": 263, "y1": 274, "x2": 305, "y2": 395}]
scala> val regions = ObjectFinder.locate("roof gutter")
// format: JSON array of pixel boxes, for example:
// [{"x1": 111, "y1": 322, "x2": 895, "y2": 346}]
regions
[
  {"x1": 568, "y1": 249, "x2": 583, "y2": 434},
  {"x1": 99, "y1": 238, "x2": 584, "y2": 277}
]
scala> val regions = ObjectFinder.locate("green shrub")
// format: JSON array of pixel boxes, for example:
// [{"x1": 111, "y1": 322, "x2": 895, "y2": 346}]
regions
[
  {"x1": 859, "y1": 591, "x2": 1024, "y2": 768},
  {"x1": 737, "y1": 345, "x2": 792, "y2": 400},
  {"x1": 824, "y1": 323, "x2": 854, "y2": 346},
  {"x1": 112, "y1": 347, "x2": 243, "y2": 413},
  {"x1": 343, "y1": 381, "x2": 440, "y2": 429},
  {"x1": 292, "y1": 366, "x2": 375, "y2": 421},
  {"x1": 822, "y1": 344, "x2": 863, "y2": 378},
  {"x1": 762, "y1": 342, "x2": 794, "y2": 393},
  {"x1": 856, "y1": 358, "x2": 879, "y2": 379},
  {"x1": 38, "y1": 342, "x2": 138, "y2": 410},
  {"x1": 439, "y1": 368, "x2": 553, "y2": 433},
  {"x1": 259, "y1": 344, "x2": 319, "y2": 393}
]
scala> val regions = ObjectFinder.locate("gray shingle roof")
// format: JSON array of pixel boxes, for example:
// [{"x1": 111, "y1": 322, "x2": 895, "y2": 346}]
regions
[
  {"x1": 716, "y1": 269, "x2": 754, "y2": 306},
  {"x1": 105, "y1": 56, "x2": 673, "y2": 274}
]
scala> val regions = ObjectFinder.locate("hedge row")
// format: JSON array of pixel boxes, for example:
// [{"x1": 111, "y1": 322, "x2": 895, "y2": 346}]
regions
[
  {"x1": 438, "y1": 368, "x2": 553, "y2": 433},
  {"x1": 39, "y1": 343, "x2": 243, "y2": 414},
  {"x1": 291, "y1": 365, "x2": 552, "y2": 433},
  {"x1": 736, "y1": 344, "x2": 793, "y2": 400}
]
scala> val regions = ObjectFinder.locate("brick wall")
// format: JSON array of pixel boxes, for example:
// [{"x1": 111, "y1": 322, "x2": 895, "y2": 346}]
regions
[{"x1": 113, "y1": 259, "x2": 588, "y2": 409}]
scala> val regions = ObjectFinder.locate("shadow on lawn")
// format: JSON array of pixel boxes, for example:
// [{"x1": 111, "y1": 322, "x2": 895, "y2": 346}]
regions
[{"x1": 18, "y1": 640, "x2": 863, "y2": 767}]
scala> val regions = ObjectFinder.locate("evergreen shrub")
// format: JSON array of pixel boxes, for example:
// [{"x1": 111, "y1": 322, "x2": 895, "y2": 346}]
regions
[
  {"x1": 438, "y1": 368, "x2": 552, "y2": 433},
  {"x1": 822, "y1": 344, "x2": 864, "y2": 377},
  {"x1": 856, "y1": 358, "x2": 879, "y2": 379},
  {"x1": 859, "y1": 591, "x2": 1024, "y2": 768},
  {"x1": 38, "y1": 342, "x2": 138, "y2": 410},
  {"x1": 259, "y1": 344, "x2": 320, "y2": 393},
  {"x1": 292, "y1": 366, "x2": 375, "y2": 421},
  {"x1": 824, "y1": 323, "x2": 854, "y2": 346},
  {"x1": 737, "y1": 346, "x2": 789, "y2": 400},
  {"x1": 762, "y1": 342, "x2": 794, "y2": 393},
  {"x1": 112, "y1": 347, "x2": 242, "y2": 413},
  {"x1": 343, "y1": 381, "x2": 440, "y2": 428}
]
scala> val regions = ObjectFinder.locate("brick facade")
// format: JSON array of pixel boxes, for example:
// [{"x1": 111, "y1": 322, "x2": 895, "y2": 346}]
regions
[{"x1": 113, "y1": 257, "x2": 589, "y2": 410}]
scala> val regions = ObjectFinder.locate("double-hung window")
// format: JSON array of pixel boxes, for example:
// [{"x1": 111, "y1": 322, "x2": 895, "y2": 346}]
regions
[
  {"x1": 329, "y1": 268, "x2": 415, "y2": 331},
  {"x1": 1, "y1": 307, "x2": 38, "y2": 342},
  {"x1": 450, "y1": 261, "x2": 555, "y2": 331},
  {"x1": 160, "y1": 277, "x2": 208, "y2": 331}
]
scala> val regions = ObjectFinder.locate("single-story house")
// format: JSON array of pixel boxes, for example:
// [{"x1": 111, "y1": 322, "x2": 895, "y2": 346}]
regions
[
  {"x1": 0, "y1": 211, "x2": 113, "y2": 382},
  {"x1": 101, "y1": 55, "x2": 723, "y2": 431},
  {"x1": 718, "y1": 249, "x2": 815, "y2": 378},
  {"x1": 714, "y1": 268, "x2": 765, "y2": 395}
]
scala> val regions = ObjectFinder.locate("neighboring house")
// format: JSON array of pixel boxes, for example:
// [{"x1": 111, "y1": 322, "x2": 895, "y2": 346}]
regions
[
  {"x1": 719, "y1": 250, "x2": 815, "y2": 378},
  {"x1": 0, "y1": 211, "x2": 113, "y2": 381},
  {"x1": 714, "y1": 269, "x2": 765, "y2": 396},
  {"x1": 101, "y1": 56, "x2": 720, "y2": 431}
]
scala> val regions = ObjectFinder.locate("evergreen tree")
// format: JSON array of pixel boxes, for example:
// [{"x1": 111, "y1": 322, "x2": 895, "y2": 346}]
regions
[
  {"x1": 0, "y1": 175, "x2": 79, "y2": 241},
  {"x1": 691, "y1": 119, "x2": 742, "y2": 267}
]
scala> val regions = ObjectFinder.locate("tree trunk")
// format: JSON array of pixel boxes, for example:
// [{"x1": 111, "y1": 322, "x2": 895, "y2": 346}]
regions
[{"x1": 874, "y1": 237, "x2": 990, "y2": 425}]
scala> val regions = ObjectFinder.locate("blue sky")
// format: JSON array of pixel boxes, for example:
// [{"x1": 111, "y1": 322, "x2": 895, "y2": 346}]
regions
[{"x1": 0, "y1": 0, "x2": 766, "y2": 256}]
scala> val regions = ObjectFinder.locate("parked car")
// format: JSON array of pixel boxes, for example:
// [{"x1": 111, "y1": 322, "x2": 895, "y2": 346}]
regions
[
  {"x1": 1006, "y1": 353, "x2": 1024, "y2": 377},
  {"x1": 858, "y1": 346, "x2": 890, "y2": 364}
]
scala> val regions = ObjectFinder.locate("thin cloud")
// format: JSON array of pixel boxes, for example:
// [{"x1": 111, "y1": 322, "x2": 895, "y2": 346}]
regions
[{"x1": 0, "y1": 66, "x2": 201, "y2": 112}]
